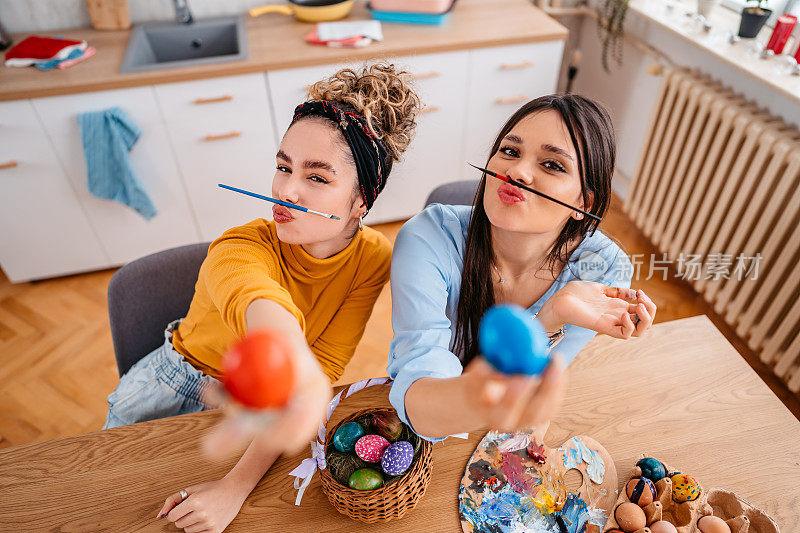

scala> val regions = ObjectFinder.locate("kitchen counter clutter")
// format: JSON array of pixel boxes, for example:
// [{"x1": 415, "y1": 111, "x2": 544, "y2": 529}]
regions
[
  {"x1": 0, "y1": 0, "x2": 567, "y2": 282},
  {"x1": 0, "y1": 0, "x2": 567, "y2": 101}
]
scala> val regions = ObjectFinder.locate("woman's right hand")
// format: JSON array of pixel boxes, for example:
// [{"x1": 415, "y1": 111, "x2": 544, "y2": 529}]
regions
[{"x1": 460, "y1": 354, "x2": 566, "y2": 433}]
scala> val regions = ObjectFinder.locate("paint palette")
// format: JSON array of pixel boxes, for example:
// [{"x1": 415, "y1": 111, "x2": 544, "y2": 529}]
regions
[{"x1": 459, "y1": 430, "x2": 618, "y2": 533}]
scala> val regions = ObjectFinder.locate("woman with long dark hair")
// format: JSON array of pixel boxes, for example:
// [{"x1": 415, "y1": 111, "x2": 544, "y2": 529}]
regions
[{"x1": 387, "y1": 94, "x2": 656, "y2": 439}]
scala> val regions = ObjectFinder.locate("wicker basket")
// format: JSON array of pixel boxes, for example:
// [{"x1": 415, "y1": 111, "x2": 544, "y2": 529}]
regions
[{"x1": 316, "y1": 378, "x2": 433, "y2": 523}]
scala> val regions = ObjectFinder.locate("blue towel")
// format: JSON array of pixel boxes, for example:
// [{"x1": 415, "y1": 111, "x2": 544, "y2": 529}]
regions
[{"x1": 78, "y1": 106, "x2": 157, "y2": 220}]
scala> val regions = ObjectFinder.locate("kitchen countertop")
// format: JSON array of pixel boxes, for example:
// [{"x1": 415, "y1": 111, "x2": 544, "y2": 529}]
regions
[{"x1": 0, "y1": 0, "x2": 568, "y2": 102}]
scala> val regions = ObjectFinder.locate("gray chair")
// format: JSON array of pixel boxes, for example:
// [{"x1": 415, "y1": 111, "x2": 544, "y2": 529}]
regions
[
  {"x1": 424, "y1": 179, "x2": 480, "y2": 207},
  {"x1": 107, "y1": 242, "x2": 210, "y2": 377}
]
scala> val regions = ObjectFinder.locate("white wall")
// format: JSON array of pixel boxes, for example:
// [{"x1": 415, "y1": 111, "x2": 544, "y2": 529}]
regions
[
  {"x1": 0, "y1": 0, "x2": 282, "y2": 33},
  {"x1": 555, "y1": 5, "x2": 800, "y2": 199}
]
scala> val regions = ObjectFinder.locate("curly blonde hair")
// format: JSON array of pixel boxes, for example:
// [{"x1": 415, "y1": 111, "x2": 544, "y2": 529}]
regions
[{"x1": 306, "y1": 62, "x2": 422, "y2": 161}]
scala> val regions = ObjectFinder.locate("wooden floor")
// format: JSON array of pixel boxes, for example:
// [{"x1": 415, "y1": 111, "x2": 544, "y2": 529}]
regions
[{"x1": 1, "y1": 196, "x2": 798, "y2": 449}]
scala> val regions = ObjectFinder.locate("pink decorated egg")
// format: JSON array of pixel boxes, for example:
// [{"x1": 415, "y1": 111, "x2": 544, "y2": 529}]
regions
[{"x1": 354, "y1": 434, "x2": 390, "y2": 463}]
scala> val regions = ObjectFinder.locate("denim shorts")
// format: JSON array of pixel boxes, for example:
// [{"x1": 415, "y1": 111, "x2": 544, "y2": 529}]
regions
[{"x1": 103, "y1": 319, "x2": 220, "y2": 429}]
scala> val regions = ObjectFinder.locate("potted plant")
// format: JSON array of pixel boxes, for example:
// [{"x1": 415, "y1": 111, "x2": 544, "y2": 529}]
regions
[
  {"x1": 738, "y1": 0, "x2": 772, "y2": 38},
  {"x1": 596, "y1": 0, "x2": 630, "y2": 73}
]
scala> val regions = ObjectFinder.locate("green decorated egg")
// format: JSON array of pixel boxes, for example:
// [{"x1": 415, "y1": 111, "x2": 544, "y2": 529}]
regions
[
  {"x1": 348, "y1": 468, "x2": 384, "y2": 491},
  {"x1": 671, "y1": 472, "x2": 701, "y2": 502},
  {"x1": 636, "y1": 457, "x2": 667, "y2": 482},
  {"x1": 332, "y1": 422, "x2": 365, "y2": 453}
]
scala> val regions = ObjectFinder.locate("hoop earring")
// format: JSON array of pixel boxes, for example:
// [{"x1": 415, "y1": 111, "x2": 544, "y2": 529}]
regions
[{"x1": 358, "y1": 216, "x2": 364, "y2": 231}]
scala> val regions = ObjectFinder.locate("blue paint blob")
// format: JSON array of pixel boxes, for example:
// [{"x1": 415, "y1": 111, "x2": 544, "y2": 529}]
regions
[{"x1": 479, "y1": 304, "x2": 550, "y2": 375}]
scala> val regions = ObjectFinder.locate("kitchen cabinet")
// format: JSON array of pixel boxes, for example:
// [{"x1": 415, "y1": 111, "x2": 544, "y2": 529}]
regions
[
  {"x1": 1, "y1": 39, "x2": 564, "y2": 281},
  {"x1": 153, "y1": 74, "x2": 278, "y2": 241},
  {"x1": 32, "y1": 87, "x2": 201, "y2": 266},
  {"x1": 0, "y1": 100, "x2": 109, "y2": 282}
]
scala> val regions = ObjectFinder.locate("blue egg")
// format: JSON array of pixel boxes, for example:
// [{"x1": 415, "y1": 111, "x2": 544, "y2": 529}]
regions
[
  {"x1": 381, "y1": 440, "x2": 414, "y2": 476},
  {"x1": 332, "y1": 422, "x2": 365, "y2": 453},
  {"x1": 636, "y1": 457, "x2": 667, "y2": 482},
  {"x1": 478, "y1": 304, "x2": 550, "y2": 375}
]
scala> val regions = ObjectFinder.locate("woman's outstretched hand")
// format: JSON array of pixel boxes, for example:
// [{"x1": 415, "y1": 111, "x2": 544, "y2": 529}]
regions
[
  {"x1": 540, "y1": 281, "x2": 657, "y2": 339},
  {"x1": 462, "y1": 354, "x2": 566, "y2": 433}
]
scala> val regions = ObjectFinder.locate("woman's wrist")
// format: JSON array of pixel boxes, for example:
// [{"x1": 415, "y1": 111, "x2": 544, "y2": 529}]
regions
[{"x1": 536, "y1": 298, "x2": 566, "y2": 333}]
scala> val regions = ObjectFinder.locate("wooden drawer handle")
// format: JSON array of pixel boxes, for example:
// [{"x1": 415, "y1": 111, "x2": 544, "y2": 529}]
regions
[
  {"x1": 0, "y1": 160, "x2": 18, "y2": 170},
  {"x1": 193, "y1": 95, "x2": 233, "y2": 105},
  {"x1": 501, "y1": 61, "x2": 534, "y2": 70},
  {"x1": 203, "y1": 131, "x2": 241, "y2": 142},
  {"x1": 496, "y1": 95, "x2": 530, "y2": 105},
  {"x1": 419, "y1": 106, "x2": 440, "y2": 115},
  {"x1": 411, "y1": 71, "x2": 441, "y2": 80}
]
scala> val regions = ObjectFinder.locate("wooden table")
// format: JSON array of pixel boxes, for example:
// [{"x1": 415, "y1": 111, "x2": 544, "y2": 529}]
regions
[{"x1": 1, "y1": 315, "x2": 798, "y2": 531}]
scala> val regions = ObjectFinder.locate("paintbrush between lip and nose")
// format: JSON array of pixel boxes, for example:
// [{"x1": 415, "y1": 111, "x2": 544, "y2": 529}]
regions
[
  {"x1": 468, "y1": 163, "x2": 601, "y2": 222},
  {"x1": 218, "y1": 183, "x2": 341, "y2": 220}
]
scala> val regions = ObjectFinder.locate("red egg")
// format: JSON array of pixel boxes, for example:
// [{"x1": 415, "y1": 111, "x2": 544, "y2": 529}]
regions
[
  {"x1": 354, "y1": 434, "x2": 390, "y2": 463},
  {"x1": 222, "y1": 330, "x2": 295, "y2": 409}
]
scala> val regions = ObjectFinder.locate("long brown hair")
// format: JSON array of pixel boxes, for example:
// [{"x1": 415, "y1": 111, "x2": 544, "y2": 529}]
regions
[{"x1": 453, "y1": 94, "x2": 616, "y2": 365}]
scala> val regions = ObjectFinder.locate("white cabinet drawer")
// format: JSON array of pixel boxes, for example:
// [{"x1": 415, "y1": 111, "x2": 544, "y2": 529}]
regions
[
  {"x1": 153, "y1": 73, "x2": 272, "y2": 126},
  {"x1": 0, "y1": 100, "x2": 109, "y2": 282},
  {"x1": 368, "y1": 51, "x2": 470, "y2": 223},
  {"x1": 33, "y1": 86, "x2": 164, "y2": 136},
  {"x1": 31, "y1": 91, "x2": 202, "y2": 265},
  {"x1": 164, "y1": 115, "x2": 278, "y2": 241},
  {"x1": 464, "y1": 41, "x2": 565, "y2": 165}
]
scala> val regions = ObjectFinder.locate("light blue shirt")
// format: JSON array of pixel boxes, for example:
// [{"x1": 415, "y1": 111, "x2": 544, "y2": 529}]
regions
[{"x1": 387, "y1": 204, "x2": 633, "y2": 439}]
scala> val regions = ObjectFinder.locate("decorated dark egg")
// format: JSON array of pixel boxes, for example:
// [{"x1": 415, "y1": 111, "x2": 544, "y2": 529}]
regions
[
  {"x1": 332, "y1": 421, "x2": 365, "y2": 453},
  {"x1": 625, "y1": 476, "x2": 657, "y2": 506},
  {"x1": 636, "y1": 457, "x2": 667, "y2": 482},
  {"x1": 381, "y1": 440, "x2": 414, "y2": 476},
  {"x1": 371, "y1": 411, "x2": 403, "y2": 442},
  {"x1": 348, "y1": 468, "x2": 384, "y2": 491},
  {"x1": 354, "y1": 434, "x2": 390, "y2": 463}
]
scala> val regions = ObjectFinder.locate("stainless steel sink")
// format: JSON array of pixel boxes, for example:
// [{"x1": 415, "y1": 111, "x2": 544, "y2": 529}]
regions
[{"x1": 120, "y1": 16, "x2": 247, "y2": 73}]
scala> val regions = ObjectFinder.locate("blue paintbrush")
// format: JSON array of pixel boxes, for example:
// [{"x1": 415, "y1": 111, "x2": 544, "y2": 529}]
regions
[{"x1": 218, "y1": 184, "x2": 341, "y2": 220}]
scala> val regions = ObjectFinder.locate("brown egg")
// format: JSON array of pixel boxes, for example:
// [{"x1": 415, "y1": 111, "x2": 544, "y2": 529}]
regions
[
  {"x1": 650, "y1": 520, "x2": 679, "y2": 533},
  {"x1": 698, "y1": 515, "x2": 733, "y2": 533},
  {"x1": 614, "y1": 502, "x2": 647, "y2": 532}
]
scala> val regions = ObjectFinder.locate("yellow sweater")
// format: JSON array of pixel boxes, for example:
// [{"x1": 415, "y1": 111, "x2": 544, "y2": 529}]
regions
[{"x1": 172, "y1": 219, "x2": 391, "y2": 382}]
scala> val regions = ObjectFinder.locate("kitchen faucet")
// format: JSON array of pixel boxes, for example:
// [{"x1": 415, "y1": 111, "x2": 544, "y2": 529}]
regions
[{"x1": 172, "y1": 0, "x2": 194, "y2": 24}]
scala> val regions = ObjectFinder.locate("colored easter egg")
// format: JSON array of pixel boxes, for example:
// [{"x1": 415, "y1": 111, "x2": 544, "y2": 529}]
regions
[
  {"x1": 222, "y1": 331, "x2": 294, "y2": 409},
  {"x1": 354, "y1": 434, "x2": 390, "y2": 463},
  {"x1": 381, "y1": 440, "x2": 414, "y2": 476},
  {"x1": 478, "y1": 304, "x2": 550, "y2": 375},
  {"x1": 670, "y1": 472, "x2": 701, "y2": 502},
  {"x1": 372, "y1": 411, "x2": 403, "y2": 442},
  {"x1": 636, "y1": 457, "x2": 667, "y2": 482},
  {"x1": 650, "y1": 520, "x2": 679, "y2": 533},
  {"x1": 697, "y1": 515, "x2": 732, "y2": 533},
  {"x1": 348, "y1": 468, "x2": 384, "y2": 491},
  {"x1": 614, "y1": 502, "x2": 647, "y2": 532},
  {"x1": 625, "y1": 476, "x2": 656, "y2": 506},
  {"x1": 332, "y1": 422, "x2": 366, "y2": 453}
]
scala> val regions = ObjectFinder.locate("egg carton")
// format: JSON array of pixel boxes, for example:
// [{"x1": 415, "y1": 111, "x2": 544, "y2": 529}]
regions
[{"x1": 602, "y1": 455, "x2": 779, "y2": 533}]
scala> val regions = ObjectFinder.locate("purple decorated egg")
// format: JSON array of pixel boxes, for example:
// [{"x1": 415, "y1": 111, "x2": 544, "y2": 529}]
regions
[
  {"x1": 381, "y1": 440, "x2": 414, "y2": 476},
  {"x1": 354, "y1": 434, "x2": 390, "y2": 463}
]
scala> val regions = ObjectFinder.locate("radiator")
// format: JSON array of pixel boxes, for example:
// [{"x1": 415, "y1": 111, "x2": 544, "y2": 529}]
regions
[{"x1": 624, "y1": 68, "x2": 800, "y2": 392}]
